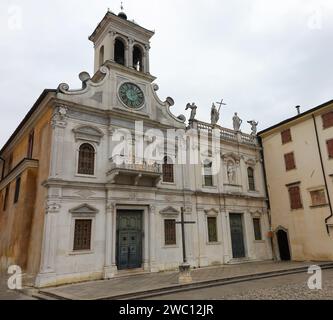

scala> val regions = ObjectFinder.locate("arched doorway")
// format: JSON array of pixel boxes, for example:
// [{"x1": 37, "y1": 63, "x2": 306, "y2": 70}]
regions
[{"x1": 277, "y1": 229, "x2": 291, "y2": 261}]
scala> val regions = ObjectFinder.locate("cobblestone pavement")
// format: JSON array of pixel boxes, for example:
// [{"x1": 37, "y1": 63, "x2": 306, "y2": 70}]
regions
[
  {"x1": 146, "y1": 269, "x2": 333, "y2": 300},
  {"x1": 0, "y1": 274, "x2": 35, "y2": 300}
]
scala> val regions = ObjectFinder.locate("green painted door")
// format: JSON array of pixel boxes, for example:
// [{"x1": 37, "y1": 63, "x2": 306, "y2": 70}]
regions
[
  {"x1": 116, "y1": 211, "x2": 143, "y2": 270},
  {"x1": 229, "y1": 213, "x2": 246, "y2": 259}
]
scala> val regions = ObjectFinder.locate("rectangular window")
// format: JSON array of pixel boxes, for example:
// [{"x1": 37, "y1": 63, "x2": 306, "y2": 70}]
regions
[
  {"x1": 322, "y1": 112, "x2": 333, "y2": 129},
  {"x1": 14, "y1": 177, "x2": 21, "y2": 204},
  {"x1": 204, "y1": 161, "x2": 213, "y2": 187},
  {"x1": 284, "y1": 152, "x2": 296, "y2": 171},
  {"x1": 164, "y1": 219, "x2": 176, "y2": 245},
  {"x1": 327, "y1": 139, "x2": 333, "y2": 158},
  {"x1": 3, "y1": 186, "x2": 9, "y2": 211},
  {"x1": 27, "y1": 130, "x2": 35, "y2": 158},
  {"x1": 281, "y1": 129, "x2": 292, "y2": 144},
  {"x1": 310, "y1": 189, "x2": 327, "y2": 207},
  {"x1": 207, "y1": 217, "x2": 218, "y2": 243},
  {"x1": 288, "y1": 185, "x2": 303, "y2": 210},
  {"x1": 253, "y1": 218, "x2": 262, "y2": 240},
  {"x1": 73, "y1": 219, "x2": 92, "y2": 251}
]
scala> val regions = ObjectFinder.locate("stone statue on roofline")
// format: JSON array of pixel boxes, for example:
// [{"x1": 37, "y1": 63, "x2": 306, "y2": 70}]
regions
[
  {"x1": 185, "y1": 103, "x2": 197, "y2": 122},
  {"x1": 211, "y1": 103, "x2": 220, "y2": 126},
  {"x1": 247, "y1": 120, "x2": 259, "y2": 136},
  {"x1": 233, "y1": 112, "x2": 242, "y2": 132}
]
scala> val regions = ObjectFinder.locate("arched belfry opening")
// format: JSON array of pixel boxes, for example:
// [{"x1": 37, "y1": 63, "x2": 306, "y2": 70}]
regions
[
  {"x1": 114, "y1": 38, "x2": 125, "y2": 66},
  {"x1": 99, "y1": 46, "x2": 104, "y2": 67},
  {"x1": 133, "y1": 45, "x2": 143, "y2": 72}
]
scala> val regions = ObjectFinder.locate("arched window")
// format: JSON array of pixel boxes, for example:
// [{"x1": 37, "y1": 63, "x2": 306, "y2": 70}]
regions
[
  {"x1": 248, "y1": 167, "x2": 255, "y2": 191},
  {"x1": 78, "y1": 144, "x2": 95, "y2": 175},
  {"x1": 114, "y1": 38, "x2": 125, "y2": 65},
  {"x1": 99, "y1": 46, "x2": 104, "y2": 66},
  {"x1": 204, "y1": 160, "x2": 213, "y2": 187},
  {"x1": 133, "y1": 45, "x2": 143, "y2": 72},
  {"x1": 162, "y1": 156, "x2": 174, "y2": 183}
]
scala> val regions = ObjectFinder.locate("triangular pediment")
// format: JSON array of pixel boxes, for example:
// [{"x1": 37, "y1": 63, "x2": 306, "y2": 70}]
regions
[
  {"x1": 159, "y1": 206, "x2": 180, "y2": 216},
  {"x1": 69, "y1": 204, "x2": 99, "y2": 215}
]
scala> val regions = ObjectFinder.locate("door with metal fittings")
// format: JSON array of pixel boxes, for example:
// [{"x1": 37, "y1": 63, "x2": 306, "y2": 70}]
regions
[
  {"x1": 229, "y1": 213, "x2": 246, "y2": 259},
  {"x1": 116, "y1": 210, "x2": 143, "y2": 270}
]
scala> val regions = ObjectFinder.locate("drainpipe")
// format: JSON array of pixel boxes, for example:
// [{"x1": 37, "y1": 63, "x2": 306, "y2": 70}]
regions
[
  {"x1": 312, "y1": 115, "x2": 333, "y2": 234},
  {"x1": 0, "y1": 157, "x2": 4, "y2": 180},
  {"x1": 258, "y1": 136, "x2": 276, "y2": 260}
]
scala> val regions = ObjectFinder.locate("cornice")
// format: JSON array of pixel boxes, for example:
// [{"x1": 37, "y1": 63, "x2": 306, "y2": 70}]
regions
[{"x1": 0, "y1": 159, "x2": 39, "y2": 190}]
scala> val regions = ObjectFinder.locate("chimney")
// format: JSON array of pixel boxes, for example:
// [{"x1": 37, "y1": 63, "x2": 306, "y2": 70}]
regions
[{"x1": 296, "y1": 106, "x2": 301, "y2": 115}]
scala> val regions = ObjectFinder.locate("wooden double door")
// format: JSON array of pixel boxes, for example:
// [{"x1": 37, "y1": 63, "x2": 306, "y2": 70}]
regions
[
  {"x1": 229, "y1": 213, "x2": 246, "y2": 259},
  {"x1": 116, "y1": 210, "x2": 143, "y2": 270}
]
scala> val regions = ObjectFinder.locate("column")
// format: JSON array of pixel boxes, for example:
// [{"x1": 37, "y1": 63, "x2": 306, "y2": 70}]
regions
[
  {"x1": 104, "y1": 199, "x2": 117, "y2": 278},
  {"x1": 196, "y1": 206, "x2": 208, "y2": 267},
  {"x1": 128, "y1": 38, "x2": 134, "y2": 69},
  {"x1": 109, "y1": 31, "x2": 116, "y2": 61},
  {"x1": 35, "y1": 201, "x2": 60, "y2": 287},
  {"x1": 144, "y1": 44, "x2": 150, "y2": 74},
  {"x1": 149, "y1": 205, "x2": 159, "y2": 272},
  {"x1": 221, "y1": 210, "x2": 232, "y2": 263}
]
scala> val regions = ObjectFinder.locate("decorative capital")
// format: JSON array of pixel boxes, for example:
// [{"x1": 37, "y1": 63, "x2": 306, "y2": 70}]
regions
[
  {"x1": 51, "y1": 105, "x2": 68, "y2": 128},
  {"x1": 46, "y1": 201, "x2": 61, "y2": 214}
]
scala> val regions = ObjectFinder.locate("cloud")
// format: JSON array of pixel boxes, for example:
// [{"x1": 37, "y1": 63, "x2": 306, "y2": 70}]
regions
[{"x1": 0, "y1": 0, "x2": 333, "y2": 147}]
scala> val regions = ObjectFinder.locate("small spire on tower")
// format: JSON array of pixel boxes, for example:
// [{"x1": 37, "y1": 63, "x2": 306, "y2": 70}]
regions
[{"x1": 121, "y1": 2, "x2": 124, "y2": 11}]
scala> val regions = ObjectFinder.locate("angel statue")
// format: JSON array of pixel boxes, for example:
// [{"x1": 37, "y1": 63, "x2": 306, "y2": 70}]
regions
[
  {"x1": 247, "y1": 120, "x2": 259, "y2": 136},
  {"x1": 185, "y1": 103, "x2": 198, "y2": 121}
]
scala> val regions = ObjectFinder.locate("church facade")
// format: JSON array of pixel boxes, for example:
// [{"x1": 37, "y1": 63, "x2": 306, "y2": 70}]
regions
[{"x1": 0, "y1": 10, "x2": 272, "y2": 288}]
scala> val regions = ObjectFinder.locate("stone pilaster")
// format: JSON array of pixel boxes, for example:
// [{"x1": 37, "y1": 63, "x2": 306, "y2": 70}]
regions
[
  {"x1": 104, "y1": 199, "x2": 117, "y2": 278},
  {"x1": 50, "y1": 105, "x2": 68, "y2": 179},
  {"x1": 149, "y1": 205, "x2": 159, "y2": 272},
  {"x1": 35, "y1": 201, "x2": 60, "y2": 287}
]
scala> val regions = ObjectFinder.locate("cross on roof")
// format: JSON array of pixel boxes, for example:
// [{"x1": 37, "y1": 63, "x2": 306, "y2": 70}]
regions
[{"x1": 216, "y1": 98, "x2": 227, "y2": 112}]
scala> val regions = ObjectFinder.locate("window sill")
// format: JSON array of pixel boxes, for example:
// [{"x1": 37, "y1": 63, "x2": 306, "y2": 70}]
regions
[
  {"x1": 206, "y1": 241, "x2": 221, "y2": 246},
  {"x1": 254, "y1": 240, "x2": 265, "y2": 243},
  {"x1": 163, "y1": 245, "x2": 179, "y2": 249},
  {"x1": 310, "y1": 204, "x2": 329, "y2": 209},
  {"x1": 75, "y1": 174, "x2": 97, "y2": 179},
  {"x1": 161, "y1": 182, "x2": 176, "y2": 186},
  {"x1": 202, "y1": 186, "x2": 217, "y2": 189},
  {"x1": 68, "y1": 250, "x2": 94, "y2": 256}
]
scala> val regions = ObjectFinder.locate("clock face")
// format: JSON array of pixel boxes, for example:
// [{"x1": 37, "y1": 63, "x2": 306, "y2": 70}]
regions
[{"x1": 119, "y1": 82, "x2": 145, "y2": 109}]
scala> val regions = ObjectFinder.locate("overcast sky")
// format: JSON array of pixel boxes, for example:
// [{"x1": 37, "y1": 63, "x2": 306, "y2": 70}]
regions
[{"x1": 1, "y1": 0, "x2": 333, "y2": 147}]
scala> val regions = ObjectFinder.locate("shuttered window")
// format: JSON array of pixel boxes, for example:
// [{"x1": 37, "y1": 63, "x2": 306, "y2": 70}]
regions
[
  {"x1": 207, "y1": 217, "x2": 218, "y2": 243},
  {"x1": 162, "y1": 157, "x2": 174, "y2": 183},
  {"x1": 322, "y1": 112, "x2": 333, "y2": 129},
  {"x1": 14, "y1": 177, "x2": 21, "y2": 204},
  {"x1": 327, "y1": 139, "x2": 333, "y2": 158},
  {"x1": 253, "y1": 218, "x2": 262, "y2": 240},
  {"x1": 281, "y1": 129, "x2": 292, "y2": 144},
  {"x1": 164, "y1": 219, "x2": 176, "y2": 245},
  {"x1": 288, "y1": 185, "x2": 303, "y2": 210},
  {"x1": 3, "y1": 186, "x2": 9, "y2": 211},
  {"x1": 78, "y1": 143, "x2": 95, "y2": 175},
  {"x1": 73, "y1": 219, "x2": 92, "y2": 251},
  {"x1": 284, "y1": 152, "x2": 296, "y2": 171},
  {"x1": 310, "y1": 189, "x2": 327, "y2": 206}
]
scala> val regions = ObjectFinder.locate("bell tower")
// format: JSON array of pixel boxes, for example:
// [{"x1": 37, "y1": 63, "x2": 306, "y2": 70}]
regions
[{"x1": 89, "y1": 8, "x2": 154, "y2": 75}]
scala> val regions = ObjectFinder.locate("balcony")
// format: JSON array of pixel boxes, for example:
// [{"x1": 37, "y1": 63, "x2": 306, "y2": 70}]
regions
[{"x1": 107, "y1": 155, "x2": 162, "y2": 187}]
